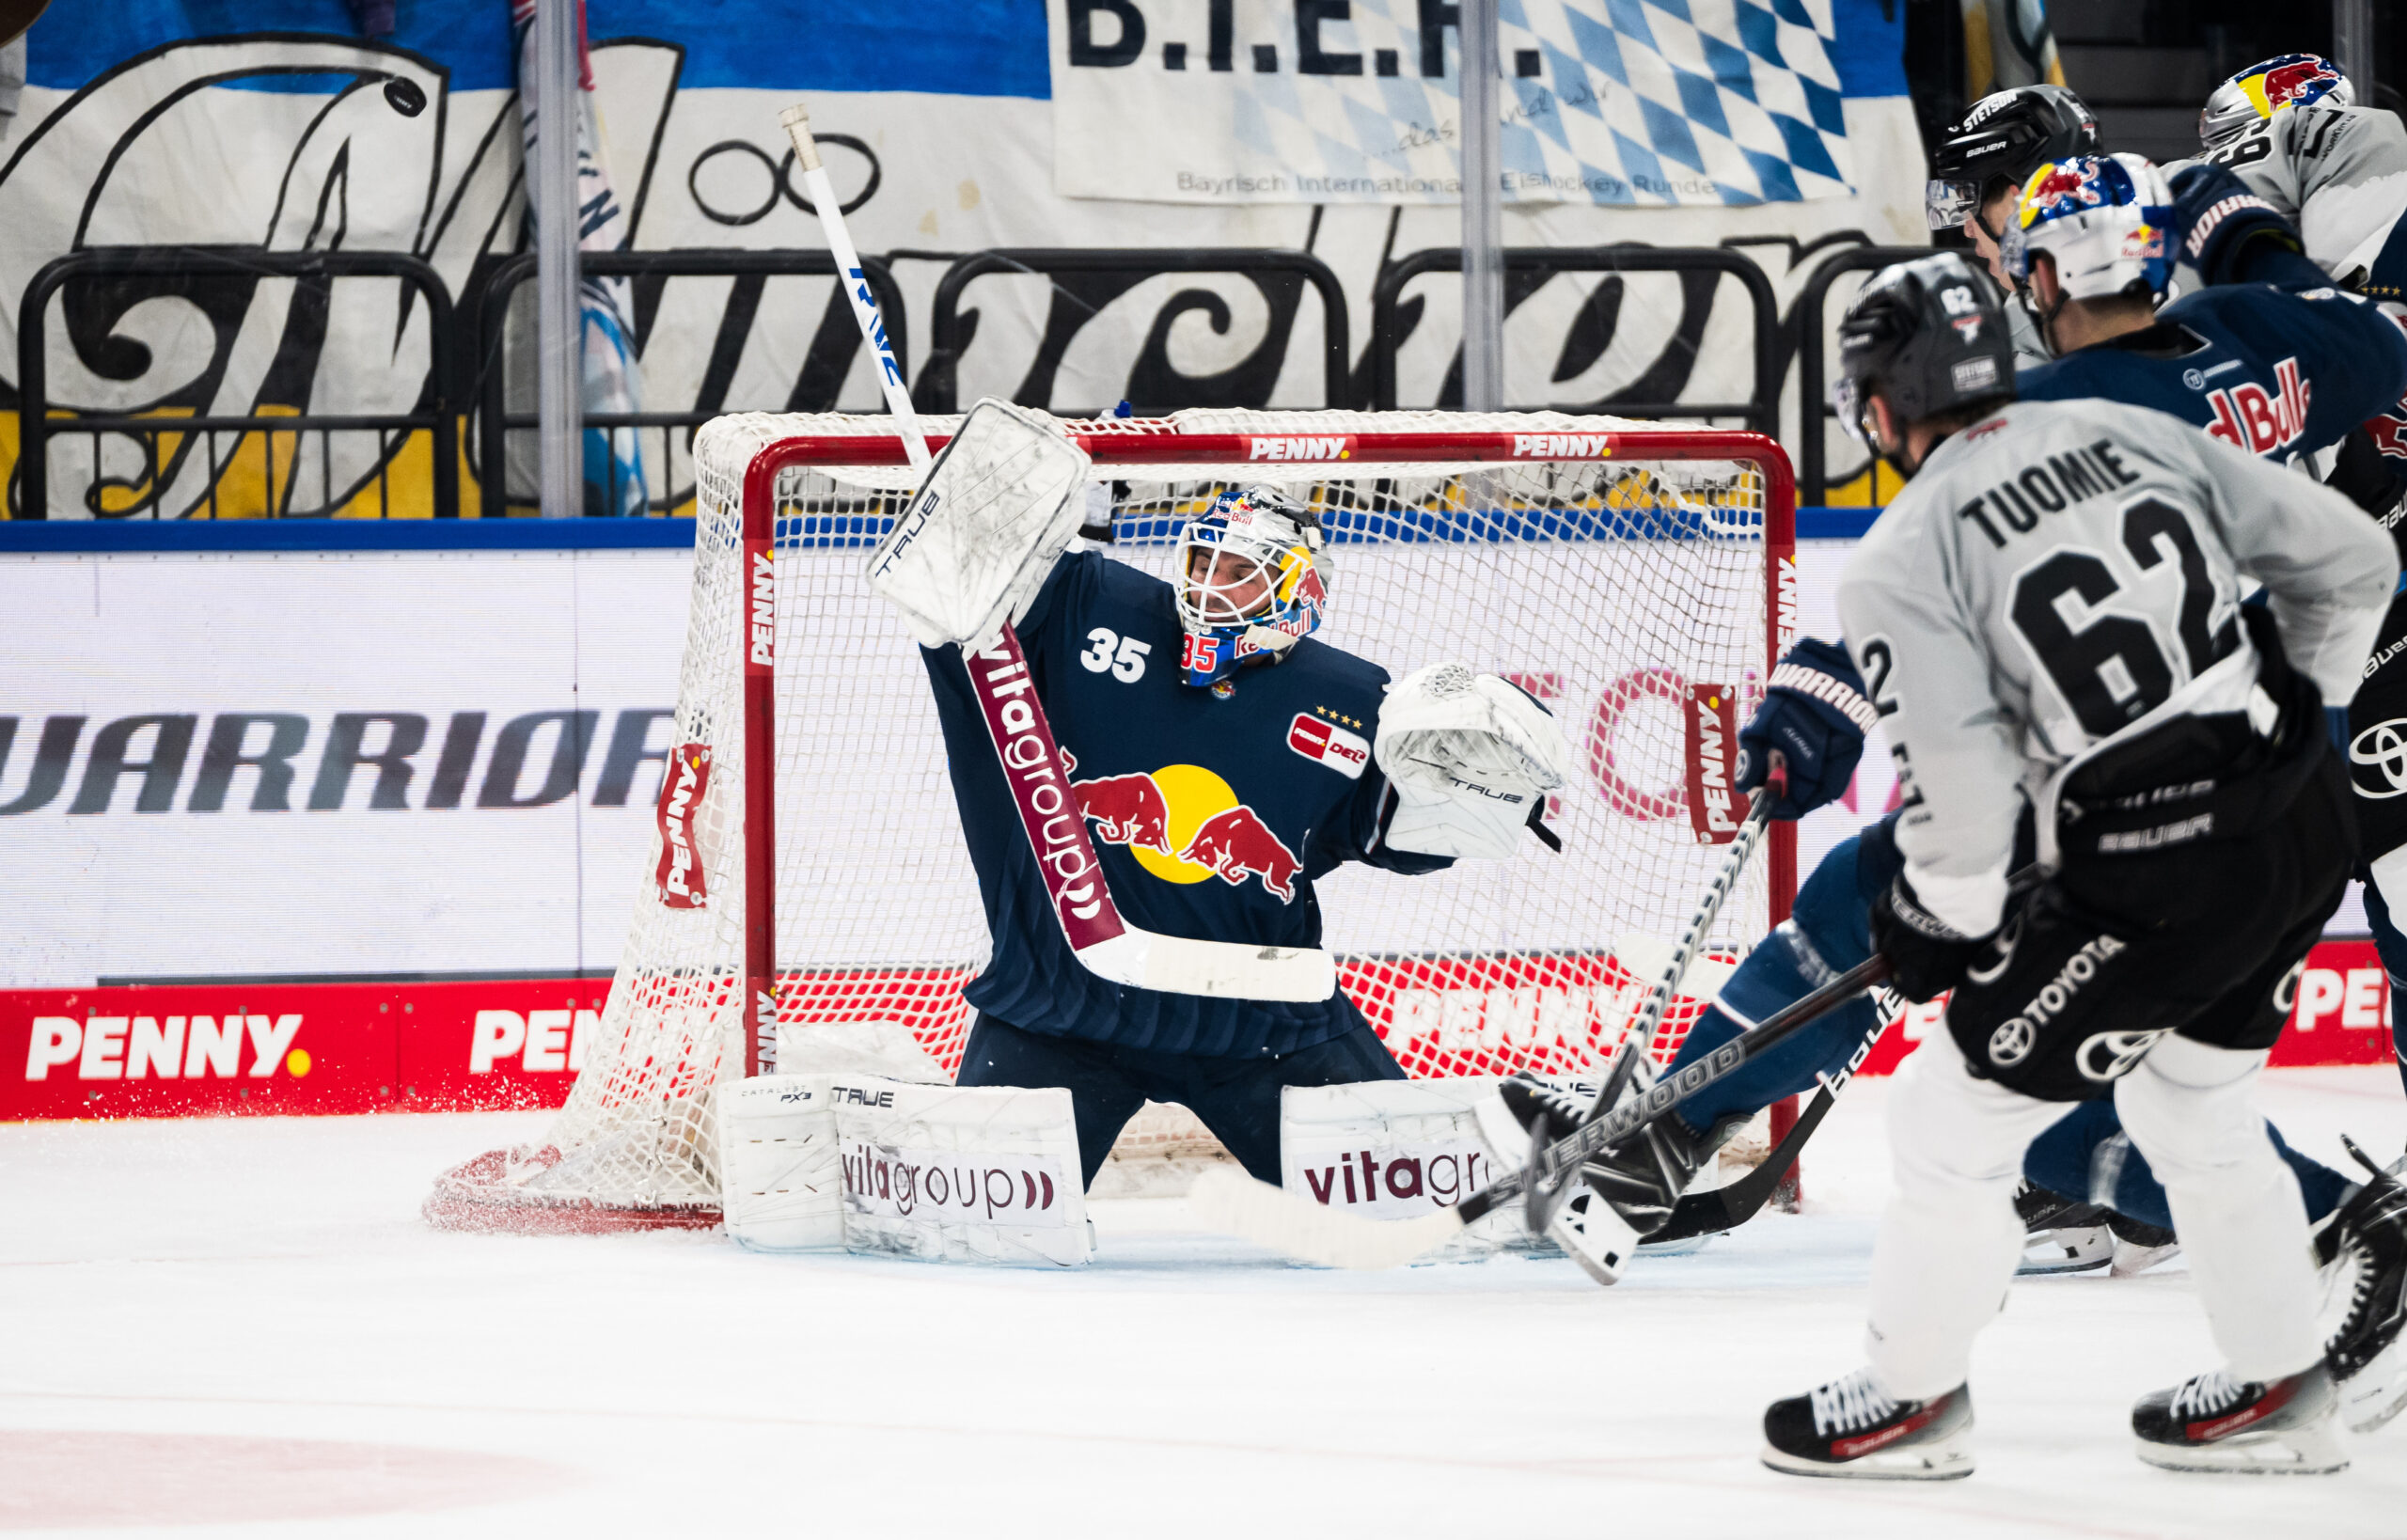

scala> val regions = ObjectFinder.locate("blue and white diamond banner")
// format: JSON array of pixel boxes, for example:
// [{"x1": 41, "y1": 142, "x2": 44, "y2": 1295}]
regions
[{"x1": 1051, "y1": 0, "x2": 1857, "y2": 205}]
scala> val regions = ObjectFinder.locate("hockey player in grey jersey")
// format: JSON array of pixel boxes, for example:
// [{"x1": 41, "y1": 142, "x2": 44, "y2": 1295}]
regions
[
  {"x1": 2197, "y1": 54, "x2": 2407, "y2": 294},
  {"x1": 1761, "y1": 253, "x2": 2395, "y2": 1480}
]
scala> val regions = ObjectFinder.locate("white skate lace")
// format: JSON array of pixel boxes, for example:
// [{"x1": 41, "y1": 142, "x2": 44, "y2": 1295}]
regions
[
  {"x1": 2169, "y1": 1369, "x2": 2246, "y2": 1419},
  {"x1": 1810, "y1": 1370, "x2": 1900, "y2": 1437}
]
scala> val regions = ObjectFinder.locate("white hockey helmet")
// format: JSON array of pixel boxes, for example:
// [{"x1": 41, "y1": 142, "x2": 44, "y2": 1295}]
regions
[
  {"x1": 2200, "y1": 54, "x2": 2352, "y2": 153},
  {"x1": 2001, "y1": 152, "x2": 2177, "y2": 306}
]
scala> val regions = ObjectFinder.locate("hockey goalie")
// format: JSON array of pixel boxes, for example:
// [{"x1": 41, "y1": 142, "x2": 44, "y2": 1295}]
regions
[{"x1": 714, "y1": 401, "x2": 1576, "y2": 1259}]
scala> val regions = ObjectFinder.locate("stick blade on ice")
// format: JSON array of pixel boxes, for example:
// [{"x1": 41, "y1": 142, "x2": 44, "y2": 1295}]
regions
[{"x1": 1187, "y1": 1167, "x2": 1463, "y2": 1268}]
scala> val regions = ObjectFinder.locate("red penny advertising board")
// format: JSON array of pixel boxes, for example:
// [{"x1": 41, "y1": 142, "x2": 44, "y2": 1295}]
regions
[
  {"x1": 3, "y1": 940, "x2": 2394, "y2": 1123},
  {"x1": 1, "y1": 979, "x2": 609, "y2": 1120}
]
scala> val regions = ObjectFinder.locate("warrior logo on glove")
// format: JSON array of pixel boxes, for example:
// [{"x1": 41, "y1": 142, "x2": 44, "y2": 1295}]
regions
[{"x1": 1175, "y1": 485, "x2": 1331, "y2": 687}]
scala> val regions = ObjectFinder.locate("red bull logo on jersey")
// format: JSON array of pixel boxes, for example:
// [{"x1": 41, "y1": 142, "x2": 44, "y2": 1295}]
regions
[
  {"x1": 2368, "y1": 408, "x2": 2407, "y2": 462},
  {"x1": 1182, "y1": 806, "x2": 1301, "y2": 901},
  {"x1": 1073, "y1": 762, "x2": 1301, "y2": 902},
  {"x1": 1075, "y1": 773, "x2": 1172, "y2": 854},
  {"x1": 2202, "y1": 355, "x2": 2312, "y2": 457}
]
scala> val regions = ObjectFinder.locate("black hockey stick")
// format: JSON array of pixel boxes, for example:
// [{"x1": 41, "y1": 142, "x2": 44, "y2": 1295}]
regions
[
  {"x1": 1521, "y1": 952, "x2": 1891, "y2": 1214},
  {"x1": 1542, "y1": 762, "x2": 1783, "y2": 1231},
  {"x1": 1188, "y1": 952, "x2": 1891, "y2": 1268},
  {"x1": 1647, "y1": 1000, "x2": 1893, "y2": 1245}
]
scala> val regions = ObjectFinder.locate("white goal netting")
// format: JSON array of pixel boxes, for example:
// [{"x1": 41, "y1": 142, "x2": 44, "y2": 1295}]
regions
[{"x1": 428, "y1": 407, "x2": 1794, "y2": 1231}]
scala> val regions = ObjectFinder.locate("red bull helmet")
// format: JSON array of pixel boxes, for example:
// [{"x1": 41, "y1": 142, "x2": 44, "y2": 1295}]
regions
[
  {"x1": 1173, "y1": 484, "x2": 1331, "y2": 688},
  {"x1": 2002, "y1": 152, "x2": 2176, "y2": 308},
  {"x1": 2200, "y1": 54, "x2": 2351, "y2": 153}
]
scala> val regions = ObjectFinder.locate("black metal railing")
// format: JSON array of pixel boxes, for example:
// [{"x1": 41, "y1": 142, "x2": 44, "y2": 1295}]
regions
[
  {"x1": 472, "y1": 248, "x2": 909, "y2": 516},
  {"x1": 1368, "y1": 246, "x2": 1780, "y2": 433},
  {"x1": 18, "y1": 247, "x2": 458, "y2": 521},
  {"x1": 1791, "y1": 245, "x2": 1930, "y2": 504},
  {"x1": 920, "y1": 247, "x2": 1350, "y2": 415},
  {"x1": 17, "y1": 242, "x2": 1897, "y2": 520}
]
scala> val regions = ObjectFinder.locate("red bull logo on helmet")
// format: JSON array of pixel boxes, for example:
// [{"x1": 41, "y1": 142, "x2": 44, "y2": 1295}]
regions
[
  {"x1": 2253, "y1": 55, "x2": 2344, "y2": 111},
  {"x1": 2019, "y1": 157, "x2": 2115, "y2": 228},
  {"x1": 1073, "y1": 762, "x2": 1301, "y2": 903}
]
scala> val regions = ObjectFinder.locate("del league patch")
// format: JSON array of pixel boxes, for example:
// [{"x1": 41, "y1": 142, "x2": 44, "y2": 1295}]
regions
[{"x1": 1288, "y1": 714, "x2": 1369, "y2": 778}]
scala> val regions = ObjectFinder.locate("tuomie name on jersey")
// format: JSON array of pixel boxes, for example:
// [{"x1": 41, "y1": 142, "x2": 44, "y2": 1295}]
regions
[{"x1": 1955, "y1": 435, "x2": 2143, "y2": 550}]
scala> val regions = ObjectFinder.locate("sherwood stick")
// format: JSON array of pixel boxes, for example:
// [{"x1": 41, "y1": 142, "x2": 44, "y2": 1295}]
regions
[
  {"x1": 1530, "y1": 759, "x2": 1783, "y2": 1229},
  {"x1": 1189, "y1": 954, "x2": 1891, "y2": 1268}
]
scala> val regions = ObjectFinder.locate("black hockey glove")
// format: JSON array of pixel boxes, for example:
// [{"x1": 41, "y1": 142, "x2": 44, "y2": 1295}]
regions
[
  {"x1": 1736, "y1": 637, "x2": 1878, "y2": 820},
  {"x1": 2168, "y1": 163, "x2": 2313, "y2": 290},
  {"x1": 1869, "y1": 875, "x2": 1990, "y2": 1004}
]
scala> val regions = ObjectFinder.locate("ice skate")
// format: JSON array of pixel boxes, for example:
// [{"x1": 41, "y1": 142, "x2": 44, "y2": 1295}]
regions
[
  {"x1": 1761, "y1": 1368, "x2": 1974, "y2": 1480},
  {"x1": 2132, "y1": 1365, "x2": 2347, "y2": 1474}
]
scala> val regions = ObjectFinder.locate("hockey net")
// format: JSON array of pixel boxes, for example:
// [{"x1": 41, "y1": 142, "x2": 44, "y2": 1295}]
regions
[{"x1": 427, "y1": 408, "x2": 1797, "y2": 1232}]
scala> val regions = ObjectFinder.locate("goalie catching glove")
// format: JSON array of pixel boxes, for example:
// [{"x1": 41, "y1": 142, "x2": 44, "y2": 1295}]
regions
[
  {"x1": 1375, "y1": 664, "x2": 1571, "y2": 858},
  {"x1": 865, "y1": 398, "x2": 1092, "y2": 652}
]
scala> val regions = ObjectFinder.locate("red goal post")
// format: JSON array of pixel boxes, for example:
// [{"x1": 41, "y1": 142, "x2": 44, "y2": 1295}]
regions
[{"x1": 428, "y1": 409, "x2": 1799, "y2": 1234}]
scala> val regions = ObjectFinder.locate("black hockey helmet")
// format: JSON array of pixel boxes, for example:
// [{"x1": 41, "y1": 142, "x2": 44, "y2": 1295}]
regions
[
  {"x1": 1927, "y1": 84, "x2": 2101, "y2": 233},
  {"x1": 1833, "y1": 253, "x2": 2016, "y2": 456}
]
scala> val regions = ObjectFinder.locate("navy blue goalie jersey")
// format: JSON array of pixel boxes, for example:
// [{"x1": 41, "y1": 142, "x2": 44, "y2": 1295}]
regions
[
  {"x1": 2016, "y1": 282, "x2": 2407, "y2": 466},
  {"x1": 920, "y1": 550, "x2": 1451, "y2": 1058}
]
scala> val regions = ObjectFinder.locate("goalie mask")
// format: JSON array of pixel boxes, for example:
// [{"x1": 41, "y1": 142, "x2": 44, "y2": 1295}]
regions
[
  {"x1": 1173, "y1": 485, "x2": 1330, "y2": 687},
  {"x1": 2200, "y1": 55, "x2": 2350, "y2": 154}
]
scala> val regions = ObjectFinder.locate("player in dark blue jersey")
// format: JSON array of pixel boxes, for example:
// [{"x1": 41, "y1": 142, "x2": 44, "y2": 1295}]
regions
[
  {"x1": 1504, "y1": 142, "x2": 2407, "y2": 1306},
  {"x1": 925, "y1": 485, "x2": 1569, "y2": 1188}
]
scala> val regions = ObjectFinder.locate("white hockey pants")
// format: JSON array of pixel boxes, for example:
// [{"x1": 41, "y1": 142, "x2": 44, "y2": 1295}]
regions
[{"x1": 1864, "y1": 1032, "x2": 2322, "y2": 1399}]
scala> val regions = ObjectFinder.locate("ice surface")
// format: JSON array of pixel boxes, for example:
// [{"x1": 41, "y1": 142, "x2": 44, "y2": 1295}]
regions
[{"x1": 3, "y1": 1067, "x2": 2403, "y2": 1537}]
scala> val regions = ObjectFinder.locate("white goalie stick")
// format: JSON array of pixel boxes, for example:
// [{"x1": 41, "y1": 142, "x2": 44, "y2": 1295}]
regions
[{"x1": 780, "y1": 103, "x2": 1334, "y2": 1004}]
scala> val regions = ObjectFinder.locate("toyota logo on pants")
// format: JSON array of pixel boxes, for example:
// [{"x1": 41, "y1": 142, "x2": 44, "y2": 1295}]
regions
[{"x1": 2350, "y1": 717, "x2": 2407, "y2": 799}]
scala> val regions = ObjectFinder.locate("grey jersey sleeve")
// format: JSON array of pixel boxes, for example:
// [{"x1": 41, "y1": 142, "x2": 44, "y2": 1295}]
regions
[
  {"x1": 1836, "y1": 524, "x2": 2028, "y2": 937},
  {"x1": 2173, "y1": 427, "x2": 2398, "y2": 703},
  {"x1": 2215, "y1": 104, "x2": 2407, "y2": 279}
]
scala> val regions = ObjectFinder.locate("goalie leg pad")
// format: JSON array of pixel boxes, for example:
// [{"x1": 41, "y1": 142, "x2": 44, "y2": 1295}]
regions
[
  {"x1": 720, "y1": 1075, "x2": 843, "y2": 1254},
  {"x1": 835, "y1": 1075, "x2": 1093, "y2": 1267},
  {"x1": 1282, "y1": 1078, "x2": 1535, "y2": 1260}
]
